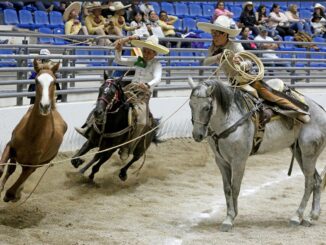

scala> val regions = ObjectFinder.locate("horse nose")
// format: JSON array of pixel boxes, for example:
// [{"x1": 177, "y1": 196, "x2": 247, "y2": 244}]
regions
[
  {"x1": 94, "y1": 108, "x2": 103, "y2": 118},
  {"x1": 193, "y1": 132, "x2": 204, "y2": 142},
  {"x1": 40, "y1": 103, "x2": 50, "y2": 114}
]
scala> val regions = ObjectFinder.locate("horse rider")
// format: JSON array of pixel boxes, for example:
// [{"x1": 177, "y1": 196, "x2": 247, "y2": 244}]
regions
[
  {"x1": 75, "y1": 35, "x2": 169, "y2": 161},
  {"x1": 197, "y1": 15, "x2": 310, "y2": 124}
]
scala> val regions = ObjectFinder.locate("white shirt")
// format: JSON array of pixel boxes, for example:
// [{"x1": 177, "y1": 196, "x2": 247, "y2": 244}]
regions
[
  {"x1": 269, "y1": 12, "x2": 289, "y2": 28},
  {"x1": 254, "y1": 35, "x2": 279, "y2": 59},
  {"x1": 114, "y1": 51, "x2": 162, "y2": 89}
]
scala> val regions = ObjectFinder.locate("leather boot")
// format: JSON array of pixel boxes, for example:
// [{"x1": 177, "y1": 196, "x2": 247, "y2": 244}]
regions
[{"x1": 75, "y1": 126, "x2": 88, "y2": 137}]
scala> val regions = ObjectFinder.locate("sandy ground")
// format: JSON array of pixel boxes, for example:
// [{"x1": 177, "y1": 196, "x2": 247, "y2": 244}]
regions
[{"x1": 0, "y1": 139, "x2": 325, "y2": 245}]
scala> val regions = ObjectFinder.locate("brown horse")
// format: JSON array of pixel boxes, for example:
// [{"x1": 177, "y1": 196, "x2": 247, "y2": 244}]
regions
[{"x1": 0, "y1": 59, "x2": 67, "y2": 202}]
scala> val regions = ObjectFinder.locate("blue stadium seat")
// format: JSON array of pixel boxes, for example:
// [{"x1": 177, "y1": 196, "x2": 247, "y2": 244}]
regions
[
  {"x1": 295, "y1": 47, "x2": 306, "y2": 67},
  {"x1": 0, "y1": 49, "x2": 16, "y2": 67},
  {"x1": 38, "y1": 27, "x2": 54, "y2": 44},
  {"x1": 3, "y1": 9, "x2": 19, "y2": 25},
  {"x1": 189, "y1": 3, "x2": 202, "y2": 17},
  {"x1": 311, "y1": 51, "x2": 324, "y2": 67},
  {"x1": 300, "y1": 2, "x2": 313, "y2": 9},
  {"x1": 89, "y1": 50, "x2": 109, "y2": 66},
  {"x1": 34, "y1": 11, "x2": 50, "y2": 28},
  {"x1": 284, "y1": 36, "x2": 294, "y2": 48},
  {"x1": 53, "y1": 28, "x2": 67, "y2": 45},
  {"x1": 197, "y1": 17, "x2": 210, "y2": 23},
  {"x1": 202, "y1": 3, "x2": 215, "y2": 19},
  {"x1": 264, "y1": 2, "x2": 274, "y2": 10},
  {"x1": 174, "y1": 18, "x2": 183, "y2": 31},
  {"x1": 183, "y1": 17, "x2": 197, "y2": 32},
  {"x1": 199, "y1": 32, "x2": 212, "y2": 49},
  {"x1": 149, "y1": 2, "x2": 160, "y2": 13},
  {"x1": 161, "y1": 2, "x2": 175, "y2": 15},
  {"x1": 18, "y1": 9, "x2": 35, "y2": 29},
  {"x1": 299, "y1": 10, "x2": 312, "y2": 19},
  {"x1": 229, "y1": 6, "x2": 242, "y2": 21},
  {"x1": 174, "y1": 2, "x2": 189, "y2": 17},
  {"x1": 49, "y1": 11, "x2": 64, "y2": 28},
  {"x1": 75, "y1": 49, "x2": 90, "y2": 64}
]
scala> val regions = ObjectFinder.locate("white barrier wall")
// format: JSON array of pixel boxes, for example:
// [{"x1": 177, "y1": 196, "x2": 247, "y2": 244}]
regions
[
  {"x1": 0, "y1": 92, "x2": 325, "y2": 153},
  {"x1": 0, "y1": 97, "x2": 193, "y2": 153}
]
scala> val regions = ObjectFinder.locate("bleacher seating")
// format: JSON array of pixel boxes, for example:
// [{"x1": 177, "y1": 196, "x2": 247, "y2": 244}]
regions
[
  {"x1": 75, "y1": 49, "x2": 90, "y2": 64},
  {"x1": 0, "y1": 49, "x2": 16, "y2": 67},
  {"x1": 174, "y1": 18, "x2": 183, "y2": 31},
  {"x1": 202, "y1": 3, "x2": 214, "y2": 19},
  {"x1": 3, "y1": 9, "x2": 19, "y2": 25},
  {"x1": 189, "y1": 4, "x2": 202, "y2": 18},
  {"x1": 149, "y1": 2, "x2": 160, "y2": 13},
  {"x1": 34, "y1": 10, "x2": 50, "y2": 28},
  {"x1": 161, "y1": 2, "x2": 175, "y2": 15},
  {"x1": 174, "y1": 2, "x2": 189, "y2": 18},
  {"x1": 89, "y1": 50, "x2": 109, "y2": 66},
  {"x1": 18, "y1": 9, "x2": 35, "y2": 29},
  {"x1": 53, "y1": 28, "x2": 66, "y2": 45},
  {"x1": 183, "y1": 17, "x2": 197, "y2": 32},
  {"x1": 49, "y1": 11, "x2": 64, "y2": 29},
  {"x1": 38, "y1": 27, "x2": 54, "y2": 44}
]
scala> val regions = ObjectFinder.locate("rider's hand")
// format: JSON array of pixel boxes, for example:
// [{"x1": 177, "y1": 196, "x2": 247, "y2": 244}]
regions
[
  {"x1": 233, "y1": 56, "x2": 241, "y2": 65},
  {"x1": 140, "y1": 82, "x2": 150, "y2": 89},
  {"x1": 114, "y1": 39, "x2": 123, "y2": 52}
]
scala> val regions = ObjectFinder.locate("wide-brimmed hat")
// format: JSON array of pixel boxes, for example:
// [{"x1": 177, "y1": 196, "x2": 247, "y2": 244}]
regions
[
  {"x1": 314, "y1": 3, "x2": 325, "y2": 10},
  {"x1": 63, "y1": 2, "x2": 81, "y2": 22},
  {"x1": 131, "y1": 35, "x2": 169, "y2": 54},
  {"x1": 85, "y1": 2, "x2": 110, "y2": 15},
  {"x1": 243, "y1": 1, "x2": 254, "y2": 8},
  {"x1": 197, "y1": 16, "x2": 241, "y2": 37},
  {"x1": 40, "y1": 49, "x2": 51, "y2": 56},
  {"x1": 109, "y1": 1, "x2": 131, "y2": 12}
]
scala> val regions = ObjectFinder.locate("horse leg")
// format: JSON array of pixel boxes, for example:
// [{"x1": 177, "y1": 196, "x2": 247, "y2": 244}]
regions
[
  {"x1": 230, "y1": 160, "x2": 246, "y2": 219},
  {"x1": 119, "y1": 155, "x2": 142, "y2": 181},
  {"x1": 289, "y1": 147, "x2": 316, "y2": 226},
  {"x1": 0, "y1": 159, "x2": 17, "y2": 193},
  {"x1": 89, "y1": 151, "x2": 114, "y2": 180},
  {"x1": 310, "y1": 170, "x2": 322, "y2": 221},
  {"x1": 0, "y1": 144, "x2": 11, "y2": 178},
  {"x1": 79, "y1": 153, "x2": 102, "y2": 174},
  {"x1": 215, "y1": 156, "x2": 235, "y2": 232},
  {"x1": 4, "y1": 166, "x2": 36, "y2": 202},
  {"x1": 71, "y1": 140, "x2": 95, "y2": 168}
]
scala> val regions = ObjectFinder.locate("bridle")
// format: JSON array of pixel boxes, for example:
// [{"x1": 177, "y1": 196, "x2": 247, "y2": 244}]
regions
[{"x1": 190, "y1": 95, "x2": 213, "y2": 127}]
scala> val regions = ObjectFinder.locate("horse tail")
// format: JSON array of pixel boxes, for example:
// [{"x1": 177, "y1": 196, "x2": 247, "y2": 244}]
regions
[{"x1": 151, "y1": 118, "x2": 163, "y2": 145}]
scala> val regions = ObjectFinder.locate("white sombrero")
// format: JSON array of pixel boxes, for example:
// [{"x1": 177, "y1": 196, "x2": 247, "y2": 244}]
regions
[
  {"x1": 197, "y1": 16, "x2": 241, "y2": 37},
  {"x1": 109, "y1": 1, "x2": 131, "y2": 11},
  {"x1": 85, "y1": 2, "x2": 110, "y2": 15},
  {"x1": 314, "y1": 3, "x2": 325, "y2": 10},
  {"x1": 243, "y1": 1, "x2": 254, "y2": 8},
  {"x1": 131, "y1": 35, "x2": 169, "y2": 54},
  {"x1": 63, "y1": 2, "x2": 81, "y2": 22}
]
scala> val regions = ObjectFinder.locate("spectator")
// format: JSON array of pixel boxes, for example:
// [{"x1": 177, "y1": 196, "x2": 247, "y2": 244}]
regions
[
  {"x1": 285, "y1": 4, "x2": 312, "y2": 35},
  {"x1": 240, "y1": 27, "x2": 257, "y2": 50},
  {"x1": 255, "y1": 5, "x2": 269, "y2": 26},
  {"x1": 312, "y1": 3, "x2": 326, "y2": 24},
  {"x1": 107, "y1": 1, "x2": 138, "y2": 37},
  {"x1": 28, "y1": 49, "x2": 61, "y2": 104},
  {"x1": 129, "y1": 10, "x2": 150, "y2": 37},
  {"x1": 269, "y1": 4, "x2": 294, "y2": 37},
  {"x1": 157, "y1": 10, "x2": 178, "y2": 37},
  {"x1": 84, "y1": 2, "x2": 112, "y2": 46},
  {"x1": 265, "y1": 18, "x2": 282, "y2": 41},
  {"x1": 146, "y1": 10, "x2": 165, "y2": 38},
  {"x1": 126, "y1": 0, "x2": 141, "y2": 22},
  {"x1": 254, "y1": 26, "x2": 289, "y2": 70},
  {"x1": 213, "y1": 1, "x2": 237, "y2": 28},
  {"x1": 239, "y1": 1, "x2": 259, "y2": 36},
  {"x1": 311, "y1": 15, "x2": 326, "y2": 37},
  {"x1": 64, "y1": 2, "x2": 88, "y2": 35}
]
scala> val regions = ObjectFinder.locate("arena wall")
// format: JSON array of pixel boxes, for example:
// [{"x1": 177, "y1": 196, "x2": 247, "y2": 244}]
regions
[{"x1": 0, "y1": 92, "x2": 325, "y2": 153}]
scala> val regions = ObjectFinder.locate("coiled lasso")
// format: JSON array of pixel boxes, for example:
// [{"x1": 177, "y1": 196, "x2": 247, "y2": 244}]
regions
[{"x1": 217, "y1": 49, "x2": 265, "y2": 87}]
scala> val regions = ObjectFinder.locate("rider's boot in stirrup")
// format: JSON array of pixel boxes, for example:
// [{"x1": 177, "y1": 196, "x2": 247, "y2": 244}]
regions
[{"x1": 75, "y1": 125, "x2": 89, "y2": 137}]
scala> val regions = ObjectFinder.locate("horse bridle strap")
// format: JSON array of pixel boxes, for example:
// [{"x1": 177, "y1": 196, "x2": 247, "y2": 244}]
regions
[{"x1": 208, "y1": 102, "x2": 263, "y2": 156}]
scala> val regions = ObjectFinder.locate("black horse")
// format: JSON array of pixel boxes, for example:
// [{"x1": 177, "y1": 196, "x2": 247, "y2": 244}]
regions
[{"x1": 71, "y1": 73, "x2": 159, "y2": 181}]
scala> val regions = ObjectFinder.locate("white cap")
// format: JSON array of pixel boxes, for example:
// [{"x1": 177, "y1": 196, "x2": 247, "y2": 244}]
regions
[{"x1": 40, "y1": 49, "x2": 51, "y2": 55}]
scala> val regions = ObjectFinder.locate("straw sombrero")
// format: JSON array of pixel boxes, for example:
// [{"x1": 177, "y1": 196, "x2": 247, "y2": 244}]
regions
[
  {"x1": 131, "y1": 35, "x2": 169, "y2": 54},
  {"x1": 63, "y1": 2, "x2": 81, "y2": 22},
  {"x1": 314, "y1": 3, "x2": 325, "y2": 10},
  {"x1": 109, "y1": 1, "x2": 131, "y2": 12},
  {"x1": 197, "y1": 16, "x2": 241, "y2": 37},
  {"x1": 85, "y1": 2, "x2": 110, "y2": 15}
]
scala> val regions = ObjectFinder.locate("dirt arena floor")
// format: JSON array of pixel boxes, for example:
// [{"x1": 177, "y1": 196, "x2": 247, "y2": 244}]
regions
[{"x1": 0, "y1": 139, "x2": 325, "y2": 245}]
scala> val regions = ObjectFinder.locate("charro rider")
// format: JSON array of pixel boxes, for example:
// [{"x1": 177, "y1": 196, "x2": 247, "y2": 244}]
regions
[
  {"x1": 76, "y1": 35, "x2": 169, "y2": 161},
  {"x1": 197, "y1": 15, "x2": 310, "y2": 123}
]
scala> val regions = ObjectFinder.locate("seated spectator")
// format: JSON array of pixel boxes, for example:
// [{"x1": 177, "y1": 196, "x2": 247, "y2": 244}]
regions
[
  {"x1": 239, "y1": 1, "x2": 259, "y2": 36},
  {"x1": 256, "y1": 5, "x2": 269, "y2": 26},
  {"x1": 269, "y1": 4, "x2": 295, "y2": 37},
  {"x1": 240, "y1": 27, "x2": 257, "y2": 50},
  {"x1": 311, "y1": 16, "x2": 326, "y2": 37},
  {"x1": 146, "y1": 10, "x2": 165, "y2": 38},
  {"x1": 129, "y1": 10, "x2": 150, "y2": 37},
  {"x1": 157, "y1": 10, "x2": 178, "y2": 37},
  {"x1": 265, "y1": 18, "x2": 282, "y2": 41},
  {"x1": 285, "y1": 4, "x2": 312, "y2": 35},
  {"x1": 108, "y1": 1, "x2": 138, "y2": 37},
  {"x1": 213, "y1": 1, "x2": 237, "y2": 27},
  {"x1": 28, "y1": 49, "x2": 61, "y2": 104},
  {"x1": 254, "y1": 26, "x2": 289, "y2": 69},
  {"x1": 64, "y1": 2, "x2": 88, "y2": 36},
  {"x1": 312, "y1": 3, "x2": 326, "y2": 24},
  {"x1": 85, "y1": 2, "x2": 112, "y2": 45}
]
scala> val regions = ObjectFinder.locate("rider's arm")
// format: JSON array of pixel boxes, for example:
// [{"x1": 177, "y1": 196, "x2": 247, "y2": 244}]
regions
[
  {"x1": 114, "y1": 50, "x2": 138, "y2": 66},
  {"x1": 147, "y1": 61, "x2": 162, "y2": 87},
  {"x1": 203, "y1": 46, "x2": 220, "y2": 66}
]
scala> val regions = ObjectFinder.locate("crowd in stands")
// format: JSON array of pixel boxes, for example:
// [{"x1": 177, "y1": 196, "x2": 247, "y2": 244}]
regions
[{"x1": 1, "y1": 1, "x2": 326, "y2": 51}]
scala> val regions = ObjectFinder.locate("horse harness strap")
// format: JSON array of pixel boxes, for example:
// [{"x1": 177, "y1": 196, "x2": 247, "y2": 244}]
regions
[{"x1": 208, "y1": 98, "x2": 263, "y2": 157}]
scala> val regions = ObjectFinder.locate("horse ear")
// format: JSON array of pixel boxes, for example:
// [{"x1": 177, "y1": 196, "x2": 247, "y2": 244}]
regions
[
  {"x1": 104, "y1": 71, "x2": 109, "y2": 81},
  {"x1": 207, "y1": 85, "x2": 214, "y2": 96},
  {"x1": 33, "y1": 59, "x2": 41, "y2": 73},
  {"x1": 187, "y1": 76, "x2": 197, "y2": 88},
  {"x1": 51, "y1": 62, "x2": 60, "y2": 74}
]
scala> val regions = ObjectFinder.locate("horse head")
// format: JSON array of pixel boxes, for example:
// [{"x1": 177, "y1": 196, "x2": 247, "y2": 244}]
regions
[
  {"x1": 94, "y1": 72, "x2": 123, "y2": 123},
  {"x1": 33, "y1": 59, "x2": 60, "y2": 115},
  {"x1": 188, "y1": 77, "x2": 214, "y2": 142}
]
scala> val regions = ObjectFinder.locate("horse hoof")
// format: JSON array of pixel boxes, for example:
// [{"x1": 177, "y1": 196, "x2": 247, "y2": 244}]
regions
[
  {"x1": 3, "y1": 192, "x2": 19, "y2": 203},
  {"x1": 119, "y1": 171, "x2": 127, "y2": 181},
  {"x1": 301, "y1": 218, "x2": 313, "y2": 227},
  {"x1": 289, "y1": 216, "x2": 302, "y2": 226},
  {"x1": 310, "y1": 211, "x2": 320, "y2": 220},
  {"x1": 71, "y1": 158, "x2": 84, "y2": 168},
  {"x1": 220, "y1": 222, "x2": 233, "y2": 232}
]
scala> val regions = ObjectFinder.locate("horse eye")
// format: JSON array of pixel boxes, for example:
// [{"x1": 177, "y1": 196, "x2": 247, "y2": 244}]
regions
[{"x1": 204, "y1": 107, "x2": 210, "y2": 111}]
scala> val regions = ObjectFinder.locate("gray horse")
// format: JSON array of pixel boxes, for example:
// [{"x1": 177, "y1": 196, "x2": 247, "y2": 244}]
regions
[{"x1": 188, "y1": 77, "x2": 326, "y2": 232}]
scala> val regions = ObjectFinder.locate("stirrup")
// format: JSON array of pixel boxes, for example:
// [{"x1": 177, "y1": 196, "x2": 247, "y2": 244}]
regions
[{"x1": 75, "y1": 126, "x2": 87, "y2": 136}]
